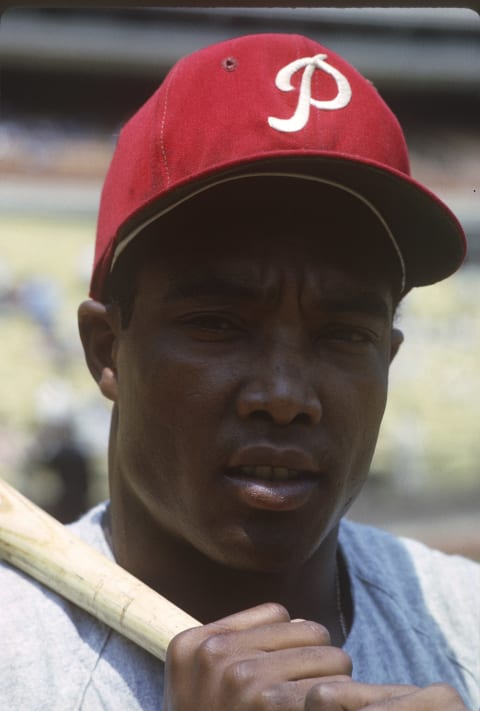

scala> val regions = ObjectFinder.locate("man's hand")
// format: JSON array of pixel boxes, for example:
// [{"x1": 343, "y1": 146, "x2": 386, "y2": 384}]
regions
[
  {"x1": 304, "y1": 681, "x2": 469, "y2": 710},
  {"x1": 163, "y1": 603, "x2": 352, "y2": 710}
]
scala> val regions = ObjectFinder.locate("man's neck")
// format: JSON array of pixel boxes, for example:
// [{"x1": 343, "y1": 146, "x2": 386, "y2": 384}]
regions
[{"x1": 107, "y1": 502, "x2": 348, "y2": 647}]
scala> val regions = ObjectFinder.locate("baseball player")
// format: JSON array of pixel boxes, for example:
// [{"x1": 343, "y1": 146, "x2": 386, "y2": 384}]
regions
[{"x1": 2, "y1": 33, "x2": 479, "y2": 710}]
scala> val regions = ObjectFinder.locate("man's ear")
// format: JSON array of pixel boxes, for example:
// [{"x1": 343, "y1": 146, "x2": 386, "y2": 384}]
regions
[
  {"x1": 78, "y1": 300, "x2": 119, "y2": 402},
  {"x1": 390, "y1": 327, "x2": 404, "y2": 364}
]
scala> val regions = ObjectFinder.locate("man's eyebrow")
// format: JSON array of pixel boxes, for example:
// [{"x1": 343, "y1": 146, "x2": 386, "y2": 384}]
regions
[
  {"x1": 320, "y1": 292, "x2": 391, "y2": 320},
  {"x1": 163, "y1": 276, "x2": 391, "y2": 319},
  {"x1": 163, "y1": 274, "x2": 264, "y2": 303}
]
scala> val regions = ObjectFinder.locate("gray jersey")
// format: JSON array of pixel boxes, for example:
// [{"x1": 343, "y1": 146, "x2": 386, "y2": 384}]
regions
[{"x1": 1, "y1": 503, "x2": 479, "y2": 710}]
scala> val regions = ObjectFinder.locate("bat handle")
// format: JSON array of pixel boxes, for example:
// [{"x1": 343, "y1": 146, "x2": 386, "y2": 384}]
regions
[{"x1": 0, "y1": 477, "x2": 200, "y2": 661}]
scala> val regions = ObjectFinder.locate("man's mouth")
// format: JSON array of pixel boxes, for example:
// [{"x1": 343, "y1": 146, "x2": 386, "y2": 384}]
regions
[
  {"x1": 224, "y1": 451, "x2": 322, "y2": 511},
  {"x1": 228, "y1": 444, "x2": 320, "y2": 478},
  {"x1": 235, "y1": 465, "x2": 304, "y2": 482}
]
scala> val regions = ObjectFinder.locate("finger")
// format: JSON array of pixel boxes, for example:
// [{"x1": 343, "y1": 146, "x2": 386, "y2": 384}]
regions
[
  {"x1": 211, "y1": 619, "x2": 333, "y2": 653},
  {"x1": 221, "y1": 645, "x2": 352, "y2": 686},
  {"x1": 214, "y1": 602, "x2": 291, "y2": 631},
  {"x1": 357, "y1": 683, "x2": 467, "y2": 711},
  {"x1": 243, "y1": 676, "x2": 353, "y2": 711},
  {"x1": 170, "y1": 611, "x2": 334, "y2": 666},
  {"x1": 305, "y1": 682, "x2": 418, "y2": 710},
  {"x1": 168, "y1": 602, "x2": 291, "y2": 655}
]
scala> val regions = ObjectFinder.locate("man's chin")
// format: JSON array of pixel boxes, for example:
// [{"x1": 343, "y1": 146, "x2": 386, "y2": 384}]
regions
[{"x1": 203, "y1": 525, "x2": 332, "y2": 575}]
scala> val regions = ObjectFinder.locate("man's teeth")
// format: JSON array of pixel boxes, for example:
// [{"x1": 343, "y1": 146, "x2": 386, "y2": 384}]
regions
[{"x1": 238, "y1": 465, "x2": 300, "y2": 481}]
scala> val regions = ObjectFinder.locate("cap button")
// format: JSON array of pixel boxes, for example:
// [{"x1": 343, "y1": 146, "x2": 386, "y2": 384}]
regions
[{"x1": 221, "y1": 56, "x2": 238, "y2": 72}]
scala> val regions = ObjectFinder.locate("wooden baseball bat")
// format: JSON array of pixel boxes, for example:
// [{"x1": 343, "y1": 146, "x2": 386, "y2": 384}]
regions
[{"x1": 0, "y1": 477, "x2": 201, "y2": 661}]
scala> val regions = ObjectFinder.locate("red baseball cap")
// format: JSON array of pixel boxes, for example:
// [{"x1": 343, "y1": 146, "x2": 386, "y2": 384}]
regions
[{"x1": 91, "y1": 33, "x2": 466, "y2": 300}]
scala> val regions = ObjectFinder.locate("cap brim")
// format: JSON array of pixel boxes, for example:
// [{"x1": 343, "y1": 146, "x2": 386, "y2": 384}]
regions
[{"x1": 112, "y1": 152, "x2": 466, "y2": 295}]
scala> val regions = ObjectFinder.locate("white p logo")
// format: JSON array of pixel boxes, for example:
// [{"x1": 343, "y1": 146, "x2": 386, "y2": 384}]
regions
[{"x1": 268, "y1": 54, "x2": 352, "y2": 133}]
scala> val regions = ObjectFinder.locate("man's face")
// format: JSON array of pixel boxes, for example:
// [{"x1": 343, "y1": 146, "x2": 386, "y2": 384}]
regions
[{"x1": 109, "y1": 181, "x2": 402, "y2": 573}]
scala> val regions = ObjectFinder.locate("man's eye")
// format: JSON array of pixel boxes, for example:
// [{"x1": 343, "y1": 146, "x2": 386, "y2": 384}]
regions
[
  {"x1": 182, "y1": 313, "x2": 243, "y2": 338},
  {"x1": 189, "y1": 316, "x2": 233, "y2": 330},
  {"x1": 318, "y1": 326, "x2": 376, "y2": 345}
]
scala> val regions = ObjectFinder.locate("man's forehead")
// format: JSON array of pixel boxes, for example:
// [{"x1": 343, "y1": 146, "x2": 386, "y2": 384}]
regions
[
  {"x1": 148, "y1": 220, "x2": 399, "y2": 288},
  {"x1": 145, "y1": 253, "x2": 394, "y2": 319}
]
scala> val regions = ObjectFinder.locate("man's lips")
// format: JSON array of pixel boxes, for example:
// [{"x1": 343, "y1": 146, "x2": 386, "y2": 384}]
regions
[
  {"x1": 228, "y1": 445, "x2": 321, "y2": 480},
  {"x1": 232, "y1": 465, "x2": 308, "y2": 482},
  {"x1": 224, "y1": 445, "x2": 323, "y2": 511}
]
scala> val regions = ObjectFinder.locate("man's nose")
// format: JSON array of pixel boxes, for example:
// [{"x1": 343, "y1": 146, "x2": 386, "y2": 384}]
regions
[{"x1": 236, "y1": 344, "x2": 322, "y2": 426}]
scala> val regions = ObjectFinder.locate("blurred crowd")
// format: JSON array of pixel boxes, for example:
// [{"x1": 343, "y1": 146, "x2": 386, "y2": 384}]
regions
[{"x1": 0, "y1": 254, "x2": 110, "y2": 523}]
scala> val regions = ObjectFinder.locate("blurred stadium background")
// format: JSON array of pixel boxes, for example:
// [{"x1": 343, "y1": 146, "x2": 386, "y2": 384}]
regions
[{"x1": 0, "y1": 7, "x2": 479, "y2": 557}]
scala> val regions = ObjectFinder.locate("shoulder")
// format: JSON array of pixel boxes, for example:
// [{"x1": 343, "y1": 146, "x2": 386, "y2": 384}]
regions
[
  {"x1": 339, "y1": 519, "x2": 480, "y2": 687},
  {"x1": 0, "y1": 500, "x2": 112, "y2": 613},
  {"x1": 68, "y1": 499, "x2": 114, "y2": 556},
  {"x1": 339, "y1": 518, "x2": 480, "y2": 604},
  {"x1": 339, "y1": 518, "x2": 479, "y2": 580},
  {"x1": 0, "y1": 503, "x2": 113, "y2": 707}
]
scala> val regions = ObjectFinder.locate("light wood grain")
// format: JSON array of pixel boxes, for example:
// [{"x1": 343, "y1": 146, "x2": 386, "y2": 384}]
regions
[{"x1": 0, "y1": 477, "x2": 200, "y2": 661}]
